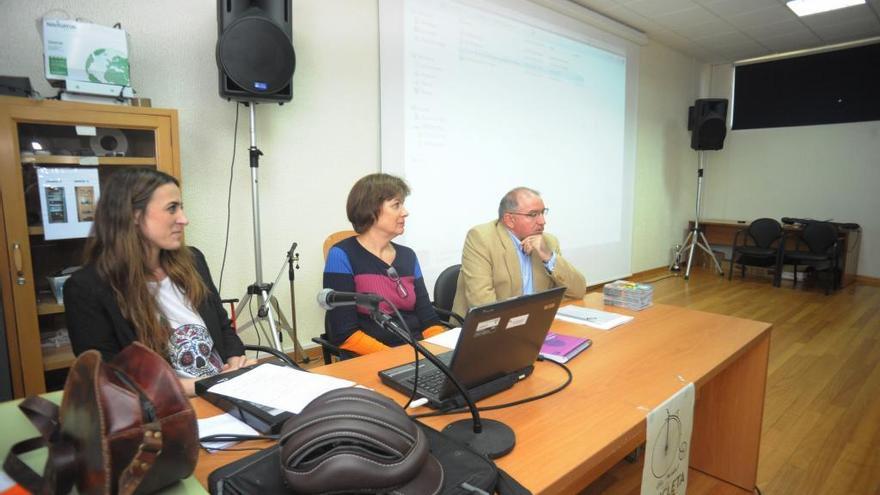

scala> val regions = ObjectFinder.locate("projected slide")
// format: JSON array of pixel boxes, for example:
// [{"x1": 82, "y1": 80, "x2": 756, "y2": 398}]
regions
[{"x1": 381, "y1": 0, "x2": 637, "y2": 288}]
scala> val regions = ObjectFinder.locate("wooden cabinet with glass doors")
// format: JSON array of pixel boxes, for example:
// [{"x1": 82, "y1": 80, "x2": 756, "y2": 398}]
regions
[{"x1": 0, "y1": 96, "x2": 180, "y2": 397}]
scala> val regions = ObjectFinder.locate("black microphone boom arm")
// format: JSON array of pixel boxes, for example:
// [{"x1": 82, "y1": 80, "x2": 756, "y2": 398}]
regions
[
  {"x1": 370, "y1": 308, "x2": 516, "y2": 459},
  {"x1": 371, "y1": 311, "x2": 483, "y2": 432}
]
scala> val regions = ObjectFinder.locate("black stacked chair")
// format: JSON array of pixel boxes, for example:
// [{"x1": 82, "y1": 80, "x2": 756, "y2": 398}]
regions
[
  {"x1": 728, "y1": 218, "x2": 784, "y2": 284},
  {"x1": 779, "y1": 221, "x2": 840, "y2": 294},
  {"x1": 432, "y1": 264, "x2": 465, "y2": 327}
]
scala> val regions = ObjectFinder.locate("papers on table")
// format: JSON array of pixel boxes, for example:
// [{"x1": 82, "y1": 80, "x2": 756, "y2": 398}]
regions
[
  {"x1": 206, "y1": 363, "x2": 355, "y2": 414},
  {"x1": 555, "y1": 305, "x2": 633, "y2": 330},
  {"x1": 423, "y1": 327, "x2": 461, "y2": 350},
  {"x1": 197, "y1": 413, "x2": 259, "y2": 451}
]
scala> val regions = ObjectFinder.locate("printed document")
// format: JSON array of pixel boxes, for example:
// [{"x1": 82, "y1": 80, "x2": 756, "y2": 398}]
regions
[
  {"x1": 555, "y1": 305, "x2": 633, "y2": 330},
  {"x1": 207, "y1": 363, "x2": 355, "y2": 414},
  {"x1": 197, "y1": 413, "x2": 259, "y2": 451}
]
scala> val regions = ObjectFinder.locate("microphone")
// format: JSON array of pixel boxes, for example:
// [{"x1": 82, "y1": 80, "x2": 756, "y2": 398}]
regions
[
  {"x1": 316, "y1": 289, "x2": 383, "y2": 311},
  {"x1": 370, "y1": 301, "x2": 515, "y2": 459}
]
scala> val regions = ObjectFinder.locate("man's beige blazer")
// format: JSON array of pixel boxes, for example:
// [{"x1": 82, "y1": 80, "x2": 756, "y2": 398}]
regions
[{"x1": 451, "y1": 221, "x2": 586, "y2": 316}]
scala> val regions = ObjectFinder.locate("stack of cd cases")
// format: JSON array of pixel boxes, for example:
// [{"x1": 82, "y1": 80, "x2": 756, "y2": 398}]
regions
[{"x1": 603, "y1": 280, "x2": 653, "y2": 310}]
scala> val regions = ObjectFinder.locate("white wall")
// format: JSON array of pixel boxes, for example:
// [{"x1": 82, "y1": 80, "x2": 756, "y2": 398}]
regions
[
  {"x1": 705, "y1": 64, "x2": 879, "y2": 278},
  {"x1": 1, "y1": 1, "x2": 700, "y2": 351},
  {"x1": 0, "y1": 0, "x2": 377, "y2": 349},
  {"x1": 630, "y1": 41, "x2": 702, "y2": 273}
]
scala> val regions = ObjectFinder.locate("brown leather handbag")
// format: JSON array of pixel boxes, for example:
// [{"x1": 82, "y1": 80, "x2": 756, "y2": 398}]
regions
[{"x1": 3, "y1": 342, "x2": 199, "y2": 494}]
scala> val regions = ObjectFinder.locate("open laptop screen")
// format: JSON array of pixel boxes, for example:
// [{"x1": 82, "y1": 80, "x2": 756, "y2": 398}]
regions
[
  {"x1": 379, "y1": 286, "x2": 566, "y2": 407},
  {"x1": 444, "y1": 286, "x2": 566, "y2": 391}
]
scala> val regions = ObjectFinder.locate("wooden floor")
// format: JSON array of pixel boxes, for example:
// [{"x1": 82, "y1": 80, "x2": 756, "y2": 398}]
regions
[{"x1": 583, "y1": 268, "x2": 880, "y2": 495}]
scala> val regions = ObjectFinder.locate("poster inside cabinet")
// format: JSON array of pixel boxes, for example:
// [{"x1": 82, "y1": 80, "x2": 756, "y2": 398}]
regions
[{"x1": 36, "y1": 167, "x2": 100, "y2": 240}]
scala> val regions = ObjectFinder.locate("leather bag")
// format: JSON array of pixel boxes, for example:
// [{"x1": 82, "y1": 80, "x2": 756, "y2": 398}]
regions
[{"x1": 3, "y1": 342, "x2": 199, "y2": 494}]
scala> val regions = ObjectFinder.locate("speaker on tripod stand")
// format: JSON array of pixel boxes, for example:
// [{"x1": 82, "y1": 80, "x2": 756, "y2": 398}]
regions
[
  {"x1": 215, "y1": 0, "x2": 308, "y2": 363},
  {"x1": 217, "y1": 0, "x2": 295, "y2": 103},
  {"x1": 688, "y1": 98, "x2": 727, "y2": 151},
  {"x1": 678, "y1": 98, "x2": 729, "y2": 279}
]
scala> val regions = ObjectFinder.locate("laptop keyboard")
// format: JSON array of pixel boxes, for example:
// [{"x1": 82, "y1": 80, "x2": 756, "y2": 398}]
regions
[{"x1": 403, "y1": 365, "x2": 446, "y2": 395}]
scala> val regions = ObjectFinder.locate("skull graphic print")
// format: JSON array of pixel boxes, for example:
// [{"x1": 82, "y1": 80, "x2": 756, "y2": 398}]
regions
[{"x1": 168, "y1": 323, "x2": 223, "y2": 377}]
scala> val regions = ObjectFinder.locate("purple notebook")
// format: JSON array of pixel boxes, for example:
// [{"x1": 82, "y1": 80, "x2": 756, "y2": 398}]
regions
[{"x1": 539, "y1": 332, "x2": 592, "y2": 364}]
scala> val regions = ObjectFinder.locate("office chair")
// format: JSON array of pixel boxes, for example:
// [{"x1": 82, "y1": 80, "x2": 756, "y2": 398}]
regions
[
  {"x1": 311, "y1": 329, "x2": 344, "y2": 366},
  {"x1": 432, "y1": 264, "x2": 465, "y2": 327},
  {"x1": 322, "y1": 230, "x2": 358, "y2": 260},
  {"x1": 727, "y1": 218, "x2": 784, "y2": 284},
  {"x1": 779, "y1": 221, "x2": 840, "y2": 295},
  {"x1": 312, "y1": 230, "x2": 357, "y2": 364}
]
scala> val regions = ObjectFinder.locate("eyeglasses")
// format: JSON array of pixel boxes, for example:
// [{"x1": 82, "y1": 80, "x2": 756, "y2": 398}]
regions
[
  {"x1": 507, "y1": 208, "x2": 549, "y2": 219},
  {"x1": 386, "y1": 266, "x2": 409, "y2": 299}
]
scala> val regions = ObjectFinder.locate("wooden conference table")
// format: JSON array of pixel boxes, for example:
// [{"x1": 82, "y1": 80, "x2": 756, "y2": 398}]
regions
[{"x1": 194, "y1": 293, "x2": 772, "y2": 494}]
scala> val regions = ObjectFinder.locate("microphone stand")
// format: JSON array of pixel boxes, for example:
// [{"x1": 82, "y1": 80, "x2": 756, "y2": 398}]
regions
[
  {"x1": 370, "y1": 305, "x2": 515, "y2": 459},
  {"x1": 252, "y1": 242, "x2": 308, "y2": 363}
]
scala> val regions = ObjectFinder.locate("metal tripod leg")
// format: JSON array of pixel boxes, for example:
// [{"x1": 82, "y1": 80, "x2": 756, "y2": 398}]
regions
[
  {"x1": 269, "y1": 298, "x2": 308, "y2": 362},
  {"x1": 678, "y1": 231, "x2": 694, "y2": 279},
  {"x1": 234, "y1": 290, "x2": 283, "y2": 351},
  {"x1": 234, "y1": 293, "x2": 307, "y2": 360},
  {"x1": 680, "y1": 228, "x2": 724, "y2": 279},
  {"x1": 232, "y1": 244, "x2": 308, "y2": 363},
  {"x1": 680, "y1": 149, "x2": 724, "y2": 281},
  {"x1": 227, "y1": 104, "x2": 309, "y2": 363},
  {"x1": 698, "y1": 230, "x2": 724, "y2": 275},
  {"x1": 260, "y1": 289, "x2": 283, "y2": 351}
]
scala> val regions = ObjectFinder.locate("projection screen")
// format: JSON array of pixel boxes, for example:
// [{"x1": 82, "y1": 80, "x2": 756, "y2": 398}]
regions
[{"x1": 379, "y1": 0, "x2": 640, "y2": 291}]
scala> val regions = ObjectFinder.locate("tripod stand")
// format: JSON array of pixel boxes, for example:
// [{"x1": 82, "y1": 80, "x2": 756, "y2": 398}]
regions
[
  {"x1": 678, "y1": 150, "x2": 724, "y2": 280},
  {"x1": 232, "y1": 103, "x2": 309, "y2": 362}
]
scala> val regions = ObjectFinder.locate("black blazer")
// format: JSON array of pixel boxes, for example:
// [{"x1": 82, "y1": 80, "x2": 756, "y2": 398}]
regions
[{"x1": 63, "y1": 247, "x2": 245, "y2": 362}]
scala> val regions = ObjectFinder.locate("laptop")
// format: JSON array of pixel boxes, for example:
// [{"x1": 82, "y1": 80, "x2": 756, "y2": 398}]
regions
[{"x1": 378, "y1": 286, "x2": 566, "y2": 410}]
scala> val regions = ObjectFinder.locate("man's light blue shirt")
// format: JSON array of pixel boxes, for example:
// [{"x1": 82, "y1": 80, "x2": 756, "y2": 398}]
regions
[{"x1": 506, "y1": 229, "x2": 557, "y2": 295}]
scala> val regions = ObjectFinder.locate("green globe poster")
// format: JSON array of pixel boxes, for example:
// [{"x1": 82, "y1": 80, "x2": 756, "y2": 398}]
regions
[
  {"x1": 85, "y1": 48, "x2": 130, "y2": 86},
  {"x1": 43, "y1": 19, "x2": 131, "y2": 87}
]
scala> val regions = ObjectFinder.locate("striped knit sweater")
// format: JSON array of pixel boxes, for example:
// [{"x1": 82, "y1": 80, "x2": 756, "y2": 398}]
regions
[{"x1": 323, "y1": 236, "x2": 440, "y2": 346}]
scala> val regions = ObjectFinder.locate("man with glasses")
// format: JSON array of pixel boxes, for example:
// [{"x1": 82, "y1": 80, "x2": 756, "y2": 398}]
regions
[{"x1": 451, "y1": 187, "x2": 586, "y2": 316}]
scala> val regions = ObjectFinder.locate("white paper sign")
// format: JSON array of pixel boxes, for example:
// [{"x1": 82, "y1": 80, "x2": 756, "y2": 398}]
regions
[
  {"x1": 642, "y1": 383, "x2": 695, "y2": 495},
  {"x1": 36, "y1": 167, "x2": 100, "y2": 240}
]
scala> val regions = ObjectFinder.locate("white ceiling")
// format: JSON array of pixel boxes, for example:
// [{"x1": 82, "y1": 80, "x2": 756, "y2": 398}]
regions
[{"x1": 569, "y1": 0, "x2": 880, "y2": 63}]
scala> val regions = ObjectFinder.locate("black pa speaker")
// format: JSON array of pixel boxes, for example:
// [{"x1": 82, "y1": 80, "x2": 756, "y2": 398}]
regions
[
  {"x1": 688, "y1": 98, "x2": 728, "y2": 150},
  {"x1": 217, "y1": 0, "x2": 295, "y2": 103}
]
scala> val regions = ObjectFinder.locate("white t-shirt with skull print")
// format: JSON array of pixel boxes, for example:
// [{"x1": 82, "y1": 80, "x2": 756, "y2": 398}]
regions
[{"x1": 152, "y1": 276, "x2": 224, "y2": 378}]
